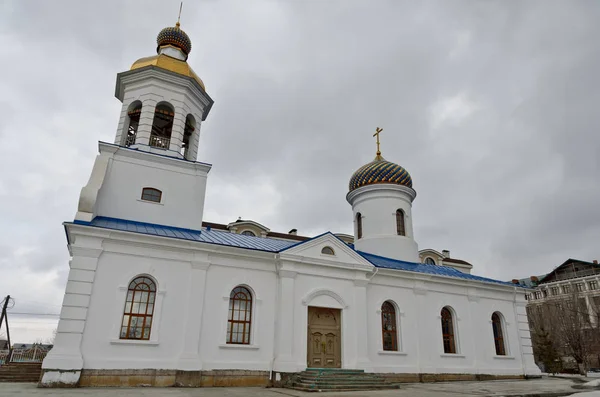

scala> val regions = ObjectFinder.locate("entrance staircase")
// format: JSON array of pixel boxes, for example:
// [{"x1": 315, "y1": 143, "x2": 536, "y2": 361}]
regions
[
  {"x1": 288, "y1": 368, "x2": 401, "y2": 392},
  {"x1": 0, "y1": 362, "x2": 42, "y2": 382}
]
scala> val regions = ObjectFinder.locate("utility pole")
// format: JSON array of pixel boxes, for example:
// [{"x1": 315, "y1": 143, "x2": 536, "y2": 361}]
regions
[{"x1": 0, "y1": 295, "x2": 12, "y2": 359}]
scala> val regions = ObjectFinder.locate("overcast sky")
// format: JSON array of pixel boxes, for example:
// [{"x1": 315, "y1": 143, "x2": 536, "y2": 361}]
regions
[{"x1": 1, "y1": 0, "x2": 599, "y2": 342}]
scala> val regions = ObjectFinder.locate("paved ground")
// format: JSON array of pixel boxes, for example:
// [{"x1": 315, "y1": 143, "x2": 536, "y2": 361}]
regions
[{"x1": 0, "y1": 377, "x2": 597, "y2": 397}]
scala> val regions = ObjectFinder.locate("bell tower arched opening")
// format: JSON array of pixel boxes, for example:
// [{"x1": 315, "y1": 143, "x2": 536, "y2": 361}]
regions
[
  {"x1": 181, "y1": 114, "x2": 196, "y2": 158},
  {"x1": 150, "y1": 102, "x2": 175, "y2": 149},
  {"x1": 124, "y1": 101, "x2": 142, "y2": 147}
]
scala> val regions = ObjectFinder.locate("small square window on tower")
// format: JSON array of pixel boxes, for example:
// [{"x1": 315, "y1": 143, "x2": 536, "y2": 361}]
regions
[{"x1": 141, "y1": 188, "x2": 162, "y2": 203}]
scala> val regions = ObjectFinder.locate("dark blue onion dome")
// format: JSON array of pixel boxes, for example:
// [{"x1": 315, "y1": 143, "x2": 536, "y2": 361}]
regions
[
  {"x1": 349, "y1": 155, "x2": 413, "y2": 192},
  {"x1": 157, "y1": 22, "x2": 192, "y2": 57}
]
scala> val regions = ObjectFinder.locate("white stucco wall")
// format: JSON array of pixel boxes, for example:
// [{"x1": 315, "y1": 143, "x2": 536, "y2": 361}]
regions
[
  {"x1": 44, "y1": 226, "x2": 539, "y2": 383},
  {"x1": 348, "y1": 184, "x2": 420, "y2": 262},
  {"x1": 94, "y1": 145, "x2": 210, "y2": 230}
]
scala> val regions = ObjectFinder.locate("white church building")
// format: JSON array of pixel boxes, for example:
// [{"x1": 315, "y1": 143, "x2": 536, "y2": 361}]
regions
[{"x1": 40, "y1": 21, "x2": 541, "y2": 387}]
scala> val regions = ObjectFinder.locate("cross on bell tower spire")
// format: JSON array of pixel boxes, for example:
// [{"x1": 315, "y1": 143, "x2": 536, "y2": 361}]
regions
[{"x1": 176, "y1": 2, "x2": 183, "y2": 28}]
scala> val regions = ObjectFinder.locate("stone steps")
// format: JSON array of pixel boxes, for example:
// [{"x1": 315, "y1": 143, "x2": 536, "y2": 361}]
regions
[
  {"x1": 287, "y1": 368, "x2": 401, "y2": 392},
  {"x1": 0, "y1": 363, "x2": 42, "y2": 383}
]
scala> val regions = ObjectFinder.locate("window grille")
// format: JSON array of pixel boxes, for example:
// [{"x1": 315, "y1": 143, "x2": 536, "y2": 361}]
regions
[
  {"x1": 492, "y1": 312, "x2": 506, "y2": 356},
  {"x1": 441, "y1": 307, "x2": 456, "y2": 354},
  {"x1": 321, "y1": 246, "x2": 335, "y2": 255},
  {"x1": 120, "y1": 276, "x2": 156, "y2": 340},
  {"x1": 396, "y1": 209, "x2": 406, "y2": 236},
  {"x1": 141, "y1": 188, "x2": 162, "y2": 203},
  {"x1": 381, "y1": 301, "x2": 398, "y2": 351},
  {"x1": 227, "y1": 286, "x2": 252, "y2": 344}
]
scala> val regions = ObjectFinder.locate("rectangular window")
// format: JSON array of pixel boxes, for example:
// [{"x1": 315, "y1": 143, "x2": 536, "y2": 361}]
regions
[
  {"x1": 589, "y1": 281, "x2": 598, "y2": 291},
  {"x1": 563, "y1": 285, "x2": 571, "y2": 294},
  {"x1": 576, "y1": 283, "x2": 584, "y2": 292},
  {"x1": 551, "y1": 287, "x2": 559, "y2": 295},
  {"x1": 141, "y1": 188, "x2": 162, "y2": 203},
  {"x1": 534, "y1": 291, "x2": 542, "y2": 299},
  {"x1": 542, "y1": 289, "x2": 548, "y2": 298}
]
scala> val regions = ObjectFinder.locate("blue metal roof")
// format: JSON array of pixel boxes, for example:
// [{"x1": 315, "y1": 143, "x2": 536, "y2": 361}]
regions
[
  {"x1": 71, "y1": 217, "x2": 516, "y2": 287},
  {"x1": 72, "y1": 217, "x2": 295, "y2": 253},
  {"x1": 357, "y1": 251, "x2": 517, "y2": 287}
]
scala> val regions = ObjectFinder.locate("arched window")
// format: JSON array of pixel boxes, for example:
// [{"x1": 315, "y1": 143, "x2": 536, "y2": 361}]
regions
[
  {"x1": 396, "y1": 209, "x2": 406, "y2": 236},
  {"x1": 321, "y1": 246, "x2": 335, "y2": 255},
  {"x1": 424, "y1": 257, "x2": 436, "y2": 265},
  {"x1": 241, "y1": 230, "x2": 256, "y2": 236},
  {"x1": 125, "y1": 101, "x2": 142, "y2": 147},
  {"x1": 381, "y1": 301, "x2": 398, "y2": 351},
  {"x1": 441, "y1": 307, "x2": 456, "y2": 354},
  {"x1": 356, "y1": 212, "x2": 362, "y2": 240},
  {"x1": 141, "y1": 187, "x2": 162, "y2": 203},
  {"x1": 181, "y1": 114, "x2": 196, "y2": 158},
  {"x1": 150, "y1": 103, "x2": 174, "y2": 149},
  {"x1": 120, "y1": 276, "x2": 156, "y2": 340},
  {"x1": 227, "y1": 286, "x2": 253, "y2": 344},
  {"x1": 492, "y1": 312, "x2": 506, "y2": 356}
]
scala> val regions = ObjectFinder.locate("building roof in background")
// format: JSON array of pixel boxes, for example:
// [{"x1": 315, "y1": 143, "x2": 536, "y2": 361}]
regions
[
  {"x1": 537, "y1": 258, "x2": 600, "y2": 285},
  {"x1": 442, "y1": 257, "x2": 472, "y2": 266},
  {"x1": 201, "y1": 221, "x2": 310, "y2": 241}
]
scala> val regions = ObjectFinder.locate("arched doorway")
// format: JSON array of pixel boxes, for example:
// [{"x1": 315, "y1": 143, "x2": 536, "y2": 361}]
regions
[{"x1": 307, "y1": 307, "x2": 341, "y2": 368}]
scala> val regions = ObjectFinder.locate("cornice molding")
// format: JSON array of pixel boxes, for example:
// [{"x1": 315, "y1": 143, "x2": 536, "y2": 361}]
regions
[
  {"x1": 115, "y1": 67, "x2": 213, "y2": 120},
  {"x1": 99, "y1": 142, "x2": 212, "y2": 174},
  {"x1": 346, "y1": 183, "x2": 417, "y2": 205}
]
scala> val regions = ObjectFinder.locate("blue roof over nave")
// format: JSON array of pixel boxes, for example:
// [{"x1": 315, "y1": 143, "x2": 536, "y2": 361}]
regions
[{"x1": 70, "y1": 216, "x2": 517, "y2": 287}]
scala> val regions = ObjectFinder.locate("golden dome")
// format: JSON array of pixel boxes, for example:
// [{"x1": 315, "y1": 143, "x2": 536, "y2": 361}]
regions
[{"x1": 130, "y1": 53, "x2": 205, "y2": 91}]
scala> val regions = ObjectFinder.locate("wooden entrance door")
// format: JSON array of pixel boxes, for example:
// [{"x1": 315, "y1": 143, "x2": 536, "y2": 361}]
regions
[{"x1": 307, "y1": 307, "x2": 341, "y2": 368}]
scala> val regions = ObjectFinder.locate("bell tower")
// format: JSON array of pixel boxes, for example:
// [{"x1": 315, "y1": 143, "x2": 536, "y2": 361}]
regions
[
  {"x1": 73, "y1": 20, "x2": 214, "y2": 230},
  {"x1": 114, "y1": 20, "x2": 212, "y2": 161}
]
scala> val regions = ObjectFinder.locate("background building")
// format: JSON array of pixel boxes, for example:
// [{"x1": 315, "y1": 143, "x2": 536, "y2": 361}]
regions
[{"x1": 521, "y1": 258, "x2": 600, "y2": 372}]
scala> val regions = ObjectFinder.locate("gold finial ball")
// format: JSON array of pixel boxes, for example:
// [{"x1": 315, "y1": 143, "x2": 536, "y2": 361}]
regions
[{"x1": 157, "y1": 24, "x2": 192, "y2": 55}]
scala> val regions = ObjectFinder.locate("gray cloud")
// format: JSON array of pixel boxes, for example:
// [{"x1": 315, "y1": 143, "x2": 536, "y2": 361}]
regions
[{"x1": 1, "y1": 0, "x2": 599, "y2": 340}]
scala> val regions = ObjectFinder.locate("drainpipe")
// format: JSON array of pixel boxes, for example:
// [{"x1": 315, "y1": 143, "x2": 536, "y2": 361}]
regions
[
  {"x1": 367, "y1": 267, "x2": 379, "y2": 281},
  {"x1": 270, "y1": 254, "x2": 280, "y2": 384}
]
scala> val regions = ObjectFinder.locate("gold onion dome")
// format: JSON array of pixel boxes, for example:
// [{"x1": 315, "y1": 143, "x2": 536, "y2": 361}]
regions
[
  {"x1": 157, "y1": 22, "x2": 192, "y2": 55},
  {"x1": 349, "y1": 155, "x2": 413, "y2": 192},
  {"x1": 130, "y1": 22, "x2": 205, "y2": 91}
]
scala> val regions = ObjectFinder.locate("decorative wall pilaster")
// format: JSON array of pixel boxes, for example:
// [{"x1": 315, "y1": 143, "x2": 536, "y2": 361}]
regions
[
  {"x1": 168, "y1": 110, "x2": 186, "y2": 154},
  {"x1": 134, "y1": 99, "x2": 157, "y2": 147},
  {"x1": 41, "y1": 236, "x2": 103, "y2": 385},
  {"x1": 515, "y1": 301, "x2": 542, "y2": 376},
  {"x1": 177, "y1": 259, "x2": 210, "y2": 370},
  {"x1": 354, "y1": 279, "x2": 373, "y2": 371},
  {"x1": 273, "y1": 270, "x2": 297, "y2": 372}
]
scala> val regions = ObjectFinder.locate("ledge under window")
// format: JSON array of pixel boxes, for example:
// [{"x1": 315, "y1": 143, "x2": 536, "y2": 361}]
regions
[
  {"x1": 219, "y1": 344, "x2": 260, "y2": 350},
  {"x1": 377, "y1": 350, "x2": 408, "y2": 356},
  {"x1": 493, "y1": 355, "x2": 515, "y2": 360},
  {"x1": 440, "y1": 353, "x2": 466, "y2": 358},
  {"x1": 110, "y1": 339, "x2": 159, "y2": 346},
  {"x1": 137, "y1": 199, "x2": 164, "y2": 206}
]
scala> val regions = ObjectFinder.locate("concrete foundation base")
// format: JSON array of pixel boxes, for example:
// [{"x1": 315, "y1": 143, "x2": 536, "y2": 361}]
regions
[{"x1": 39, "y1": 368, "x2": 527, "y2": 388}]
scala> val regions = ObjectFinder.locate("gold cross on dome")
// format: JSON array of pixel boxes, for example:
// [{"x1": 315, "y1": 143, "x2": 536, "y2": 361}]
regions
[{"x1": 373, "y1": 127, "x2": 383, "y2": 157}]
